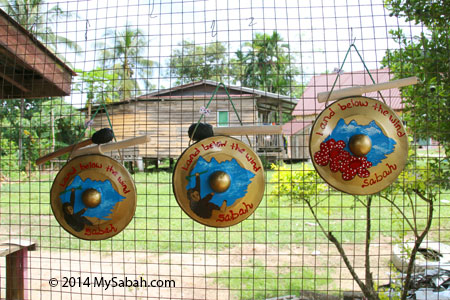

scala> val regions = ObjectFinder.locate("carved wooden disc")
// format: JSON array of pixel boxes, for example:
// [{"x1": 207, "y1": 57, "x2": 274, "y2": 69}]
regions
[
  {"x1": 50, "y1": 154, "x2": 137, "y2": 240},
  {"x1": 310, "y1": 96, "x2": 408, "y2": 195},
  {"x1": 173, "y1": 136, "x2": 265, "y2": 227}
]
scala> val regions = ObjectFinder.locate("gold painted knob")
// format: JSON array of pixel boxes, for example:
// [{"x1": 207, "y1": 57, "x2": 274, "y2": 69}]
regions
[
  {"x1": 349, "y1": 134, "x2": 372, "y2": 157},
  {"x1": 209, "y1": 171, "x2": 231, "y2": 193},
  {"x1": 82, "y1": 188, "x2": 101, "y2": 208}
]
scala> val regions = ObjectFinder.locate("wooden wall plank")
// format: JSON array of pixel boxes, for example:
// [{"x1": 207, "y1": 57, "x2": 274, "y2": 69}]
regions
[{"x1": 90, "y1": 96, "x2": 290, "y2": 159}]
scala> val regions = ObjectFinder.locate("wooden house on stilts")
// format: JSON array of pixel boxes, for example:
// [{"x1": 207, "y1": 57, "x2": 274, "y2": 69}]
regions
[{"x1": 87, "y1": 80, "x2": 298, "y2": 170}]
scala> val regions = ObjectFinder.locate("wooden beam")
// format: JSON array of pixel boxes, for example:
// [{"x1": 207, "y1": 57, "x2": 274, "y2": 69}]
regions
[
  {"x1": 1, "y1": 239, "x2": 36, "y2": 300},
  {"x1": 0, "y1": 11, "x2": 75, "y2": 98},
  {"x1": 0, "y1": 69, "x2": 29, "y2": 92}
]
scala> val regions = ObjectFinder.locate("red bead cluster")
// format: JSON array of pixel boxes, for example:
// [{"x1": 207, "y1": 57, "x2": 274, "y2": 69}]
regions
[{"x1": 314, "y1": 139, "x2": 372, "y2": 181}]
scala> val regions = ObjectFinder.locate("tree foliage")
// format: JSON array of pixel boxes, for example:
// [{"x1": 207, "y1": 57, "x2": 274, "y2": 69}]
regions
[
  {"x1": 383, "y1": 0, "x2": 449, "y2": 190},
  {"x1": 235, "y1": 31, "x2": 301, "y2": 96},
  {"x1": 0, "y1": 99, "x2": 84, "y2": 170},
  {"x1": 74, "y1": 68, "x2": 120, "y2": 105},
  {"x1": 168, "y1": 41, "x2": 230, "y2": 85},
  {"x1": 167, "y1": 32, "x2": 302, "y2": 97},
  {"x1": 381, "y1": 0, "x2": 450, "y2": 287},
  {"x1": 385, "y1": 0, "x2": 449, "y2": 29},
  {"x1": 382, "y1": 0, "x2": 449, "y2": 153}
]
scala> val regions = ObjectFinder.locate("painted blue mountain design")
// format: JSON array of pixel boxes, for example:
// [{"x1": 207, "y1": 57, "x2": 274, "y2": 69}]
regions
[
  {"x1": 60, "y1": 175, "x2": 125, "y2": 220},
  {"x1": 186, "y1": 156, "x2": 255, "y2": 207},
  {"x1": 325, "y1": 119, "x2": 396, "y2": 167}
]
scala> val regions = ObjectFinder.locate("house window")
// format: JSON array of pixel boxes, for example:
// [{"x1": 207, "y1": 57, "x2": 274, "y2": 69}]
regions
[{"x1": 217, "y1": 110, "x2": 229, "y2": 127}]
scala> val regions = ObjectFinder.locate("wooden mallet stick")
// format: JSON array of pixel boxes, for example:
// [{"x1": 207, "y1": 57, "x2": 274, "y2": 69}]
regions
[
  {"x1": 317, "y1": 76, "x2": 418, "y2": 103},
  {"x1": 70, "y1": 135, "x2": 151, "y2": 157},
  {"x1": 35, "y1": 128, "x2": 114, "y2": 165},
  {"x1": 213, "y1": 125, "x2": 282, "y2": 136},
  {"x1": 188, "y1": 123, "x2": 283, "y2": 142}
]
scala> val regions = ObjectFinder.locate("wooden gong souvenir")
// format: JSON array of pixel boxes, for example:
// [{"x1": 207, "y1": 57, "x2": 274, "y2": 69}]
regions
[
  {"x1": 173, "y1": 135, "x2": 265, "y2": 227},
  {"x1": 310, "y1": 96, "x2": 408, "y2": 195},
  {"x1": 50, "y1": 154, "x2": 137, "y2": 240}
]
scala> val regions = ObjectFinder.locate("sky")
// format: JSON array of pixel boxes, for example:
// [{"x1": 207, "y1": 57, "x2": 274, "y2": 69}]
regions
[{"x1": 34, "y1": 0, "x2": 423, "y2": 106}]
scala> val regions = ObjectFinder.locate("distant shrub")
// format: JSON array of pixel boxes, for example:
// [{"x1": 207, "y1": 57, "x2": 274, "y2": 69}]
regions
[
  {"x1": 0, "y1": 138, "x2": 19, "y2": 171},
  {"x1": 270, "y1": 163, "x2": 327, "y2": 203}
]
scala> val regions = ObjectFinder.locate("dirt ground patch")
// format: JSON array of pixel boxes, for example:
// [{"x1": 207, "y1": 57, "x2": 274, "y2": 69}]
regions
[{"x1": 0, "y1": 238, "x2": 394, "y2": 300}]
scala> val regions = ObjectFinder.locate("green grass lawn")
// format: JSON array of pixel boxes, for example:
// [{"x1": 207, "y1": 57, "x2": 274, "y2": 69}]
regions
[
  {"x1": 1, "y1": 165, "x2": 448, "y2": 253},
  {"x1": 1, "y1": 164, "x2": 449, "y2": 299}
]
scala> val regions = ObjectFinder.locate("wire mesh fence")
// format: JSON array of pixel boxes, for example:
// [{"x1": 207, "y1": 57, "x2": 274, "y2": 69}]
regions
[{"x1": 0, "y1": 0, "x2": 448, "y2": 299}]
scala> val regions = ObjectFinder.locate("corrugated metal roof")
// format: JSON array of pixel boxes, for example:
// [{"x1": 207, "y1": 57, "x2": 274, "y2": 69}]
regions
[
  {"x1": 137, "y1": 94, "x2": 256, "y2": 100},
  {"x1": 282, "y1": 120, "x2": 313, "y2": 135},
  {"x1": 138, "y1": 80, "x2": 299, "y2": 105},
  {"x1": 292, "y1": 68, "x2": 404, "y2": 116},
  {"x1": 85, "y1": 80, "x2": 299, "y2": 111}
]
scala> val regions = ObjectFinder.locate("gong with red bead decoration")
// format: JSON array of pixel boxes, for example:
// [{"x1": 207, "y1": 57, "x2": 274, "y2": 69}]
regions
[{"x1": 309, "y1": 96, "x2": 408, "y2": 195}]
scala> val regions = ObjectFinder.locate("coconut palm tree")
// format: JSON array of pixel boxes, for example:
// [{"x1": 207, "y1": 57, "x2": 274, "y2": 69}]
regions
[
  {"x1": 98, "y1": 25, "x2": 154, "y2": 101},
  {"x1": 0, "y1": 0, "x2": 80, "y2": 53}
]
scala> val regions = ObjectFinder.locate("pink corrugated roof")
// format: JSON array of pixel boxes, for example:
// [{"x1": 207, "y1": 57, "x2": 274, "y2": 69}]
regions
[
  {"x1": 282, "y1": 120, "x2": 313, "y2": 135},
  {"x1": 292, "y1": 68, "x2": 404, "y2": 116}
]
